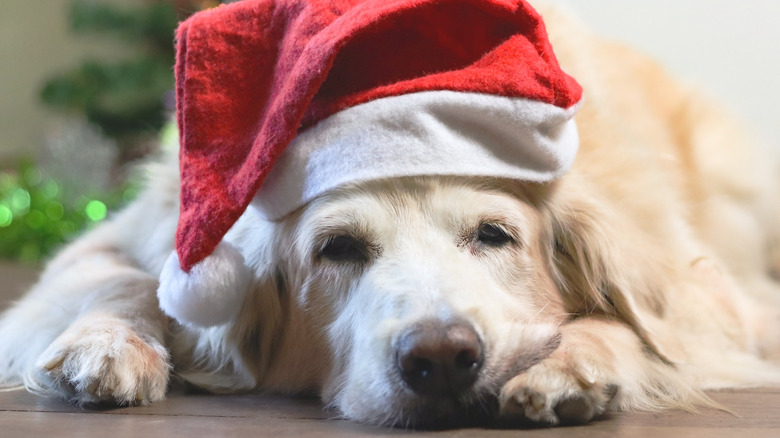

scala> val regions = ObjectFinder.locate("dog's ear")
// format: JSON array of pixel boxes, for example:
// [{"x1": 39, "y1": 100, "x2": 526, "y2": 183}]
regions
[
  {"x1": 175, "y1": 213, "x2": 288, "y2": 390},
  {"x1": 541, "y1": 177, "x2": 685, "y2": 364},
  {"x1": 229, "y1": 213, "x2": 288, "y2": 371}
]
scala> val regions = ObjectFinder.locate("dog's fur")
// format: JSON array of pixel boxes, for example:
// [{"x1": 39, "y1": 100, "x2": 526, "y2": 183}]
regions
[{"x1": 2, "y1": 3, "x2": 780, "y2": 428}]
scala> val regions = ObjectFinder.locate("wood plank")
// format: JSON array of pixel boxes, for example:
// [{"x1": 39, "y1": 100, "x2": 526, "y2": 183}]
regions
[
  {"x1": 2, "y1": 386, "x2": 780, "y2": 437},
  {"x1": 2, "y1": 409, "x2": 779, "y2": 438},
  {"x1": 0, "y1": 387, "x2": 329, "y2": 420},
  {"x1": 615, "y1": 389, "x2": 780, "y2": 429}
]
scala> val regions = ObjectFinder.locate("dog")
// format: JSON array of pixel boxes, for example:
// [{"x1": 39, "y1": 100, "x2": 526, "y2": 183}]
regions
[{"x1": 2, "y1": 1, "x2": 780, "y2": 429}]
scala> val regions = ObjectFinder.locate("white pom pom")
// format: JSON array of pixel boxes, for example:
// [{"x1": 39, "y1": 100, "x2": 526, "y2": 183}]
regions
[{"x1": 157, "y1": 241, "x2": 251, "y2": 327}]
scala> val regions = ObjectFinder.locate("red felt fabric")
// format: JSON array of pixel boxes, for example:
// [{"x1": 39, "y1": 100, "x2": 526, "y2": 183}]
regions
[{"x1": 174, "y1": 0, "x2": 582, "y2": 271}]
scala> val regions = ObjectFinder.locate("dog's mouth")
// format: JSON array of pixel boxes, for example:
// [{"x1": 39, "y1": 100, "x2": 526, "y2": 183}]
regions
[
  {"x1": 380, "y1": 355, "x2": 541, "y2": 430},
  {"x1": 385, "y1": 388, "x2": 500, "y2": 430},
  {"x1": 330, "y1": 319, "x2": 563, "y2": 429},
  {"x1": 381, "y1": 323, "x2": 562, "y2": 429}
]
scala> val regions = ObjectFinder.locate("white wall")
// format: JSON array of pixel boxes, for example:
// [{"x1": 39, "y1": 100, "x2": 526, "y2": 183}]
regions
[
  {"x1": 559, "y1": 0, "x2": 780, "y2": 146},
  {"x1": 0, "y1": 0, "x2": 131, "y2": 165}
]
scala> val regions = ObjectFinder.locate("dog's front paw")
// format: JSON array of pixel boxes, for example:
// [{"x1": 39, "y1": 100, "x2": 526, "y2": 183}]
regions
[
  {"x1": 498, "y1": 355, "x2": 618, "y2": 425},
  {"x1": 32, "y1": 315, "x2": 170, "y2": 406}
]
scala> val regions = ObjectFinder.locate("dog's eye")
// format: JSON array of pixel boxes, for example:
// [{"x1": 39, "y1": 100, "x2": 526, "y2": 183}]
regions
[
  {"x1": 476, "y1": 223, "x2": 513, "y2": 247},
  {"x1": 319, "y1": 235, "x2": 368, "y2": 263}
]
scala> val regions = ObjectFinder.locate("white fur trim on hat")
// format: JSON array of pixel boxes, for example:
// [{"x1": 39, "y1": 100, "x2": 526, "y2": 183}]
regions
[
  {"x1": 157, "y1": 241, "x2": 251, "y2": 327},
  {"x1": 254, "y1": 90, "x2": 582, "y2": 220}
]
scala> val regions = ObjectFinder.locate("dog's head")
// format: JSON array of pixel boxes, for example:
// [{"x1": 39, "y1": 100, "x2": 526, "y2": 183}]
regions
[
  {"x1": 289, "y1": 177, "x2": 563, "y2": 427},
  {"x1": 227, "y1": 174, "x2": 673, "y2": 428}
]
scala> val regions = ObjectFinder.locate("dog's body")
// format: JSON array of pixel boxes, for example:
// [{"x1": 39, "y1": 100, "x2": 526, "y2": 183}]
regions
[{"x1": 2, "y1": 2, "x2": 780, "y2": 428}]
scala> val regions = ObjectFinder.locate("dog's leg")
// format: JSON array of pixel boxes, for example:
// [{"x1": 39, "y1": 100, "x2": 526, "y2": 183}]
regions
[
  {"x1": 497, "y1": 317, "x2": 702, "y2": 425},
  {"x1": 0, "y1": 161, "x2": 180, "y2": 405},
  {"x1": 2, "y1": 231, "x2": 171, "y2": 406}
]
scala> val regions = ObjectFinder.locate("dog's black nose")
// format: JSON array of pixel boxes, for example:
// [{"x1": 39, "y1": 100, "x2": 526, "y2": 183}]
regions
[{"x1": 396, "y1": 320, "x2": 483, "y2": 397}]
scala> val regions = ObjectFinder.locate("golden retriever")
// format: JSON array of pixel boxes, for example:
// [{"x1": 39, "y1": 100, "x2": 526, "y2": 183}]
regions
[{"x1": 1, "y1": 1, "x2": 779, "y2": 429}]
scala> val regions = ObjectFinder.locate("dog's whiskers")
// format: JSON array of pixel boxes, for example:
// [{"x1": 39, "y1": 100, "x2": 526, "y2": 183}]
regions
[{"x1": 527, "y1": 300, "x2": 552, "y2": 324}]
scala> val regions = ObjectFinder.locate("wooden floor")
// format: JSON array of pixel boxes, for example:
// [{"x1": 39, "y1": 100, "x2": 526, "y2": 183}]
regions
[{"x1": 1, "y1": 262, "x2": 779, "y2": 438}]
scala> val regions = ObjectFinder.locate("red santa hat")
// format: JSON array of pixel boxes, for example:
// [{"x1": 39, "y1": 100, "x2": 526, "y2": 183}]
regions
[{"x1": 157, "y1": 0, "x2": 583, "y2": 327}]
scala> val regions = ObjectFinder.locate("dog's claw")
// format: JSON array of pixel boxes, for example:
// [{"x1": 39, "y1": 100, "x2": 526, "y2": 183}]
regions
[
  {"x1": 529, "y1": 392, "x2": 546, "y2": 412},
  {"x1": 554, "y1": 396, "x2": 594, "y2": 425},
  {"x1": 86, "y1": 380, "x2": 100, "y2": 396},
  {"x1": 40, "y1": 355, "x2": 64, "y2": 372},
  {"x1": 603, "y1": 384, "x2": 619, "y2": 402}
]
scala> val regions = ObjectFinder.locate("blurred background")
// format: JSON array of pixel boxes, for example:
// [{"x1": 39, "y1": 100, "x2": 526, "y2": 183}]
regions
[
  {"x1": 0, "y1": 0, "x2": 225, "y2": 263},
  {"x1": 563, "y1": 0, "x2": 780, "y2": 145},
  {"x1": 0, "y1": 0, "x2": 778, "y2": 264}
]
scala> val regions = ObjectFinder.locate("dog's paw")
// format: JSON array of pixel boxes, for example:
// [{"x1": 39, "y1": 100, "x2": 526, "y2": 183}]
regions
[
  {"x1": 31, "y1": 315, "x2": 170, "y2": 406},
  {"x1": 497, "y1": 355, "x2": 618, "y2": 425}
]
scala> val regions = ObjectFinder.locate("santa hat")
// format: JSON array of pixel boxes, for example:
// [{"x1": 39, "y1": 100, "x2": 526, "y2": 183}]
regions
[{"x1": 157, "y1": 0, "x2": 583, "y2": 327}]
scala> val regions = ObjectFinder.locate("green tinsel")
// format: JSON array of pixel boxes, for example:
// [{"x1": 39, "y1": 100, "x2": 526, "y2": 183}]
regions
[{"x1": 0, "y1": 162, "x2": 138, "y2": 264}]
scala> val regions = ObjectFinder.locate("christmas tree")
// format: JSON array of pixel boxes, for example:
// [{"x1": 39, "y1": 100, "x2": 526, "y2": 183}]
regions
[
  {"x1": 0, "y1": 0, "x2": 221, "y2": 263},
  {"x1": 40, "y1": 0, "x2": 220, "y2": 162}
]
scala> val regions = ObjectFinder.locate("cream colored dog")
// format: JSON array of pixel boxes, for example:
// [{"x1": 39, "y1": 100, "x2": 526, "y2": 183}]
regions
[{"x1": 1, "y1": 3, "x2": 780, "y2": 428}]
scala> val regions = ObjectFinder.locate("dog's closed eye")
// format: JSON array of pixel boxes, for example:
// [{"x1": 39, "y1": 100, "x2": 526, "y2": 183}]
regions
[
  {"x1": 475, "y1": 223, "x2": 513, "y2": 247},
  {"x1": 318, "y1": 235, "x2": 369, "y2": 263}
]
